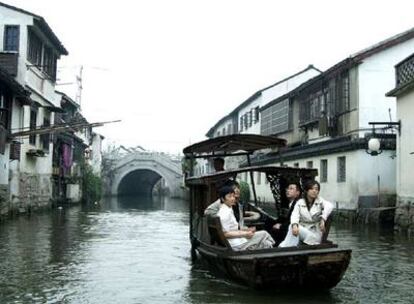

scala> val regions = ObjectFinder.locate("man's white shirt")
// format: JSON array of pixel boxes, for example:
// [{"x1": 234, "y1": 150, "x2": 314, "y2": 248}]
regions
[{"x1": 217, "y1": 203, "x2": 248, "y2": 248}]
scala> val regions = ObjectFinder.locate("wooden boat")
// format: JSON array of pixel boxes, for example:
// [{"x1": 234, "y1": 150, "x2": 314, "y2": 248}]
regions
[{"x1": 183, "y1": 134, "x2": 351, "y2": 289}]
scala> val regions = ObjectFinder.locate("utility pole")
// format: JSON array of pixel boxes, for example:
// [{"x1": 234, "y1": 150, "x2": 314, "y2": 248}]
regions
[{"x1": 75, "y1": 65, "x2": 83, "y2": 109}]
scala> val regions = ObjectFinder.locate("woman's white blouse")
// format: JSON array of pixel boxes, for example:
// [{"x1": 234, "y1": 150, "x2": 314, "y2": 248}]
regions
[{"x1": 290, "y1": 197, "x2": 334, "y2": 229}]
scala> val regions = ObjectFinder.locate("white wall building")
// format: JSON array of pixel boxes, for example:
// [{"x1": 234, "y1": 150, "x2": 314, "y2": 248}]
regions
[
  {"x1": 386, "y1": 52, "x2": 414, "y2": 232},
  {"x1": 256, "y1": 28, "x2": 414, "y2": 213},
  {"x1": 0, "y1": 2, "x2": 68, "y2": 211},
  {"x1": 238, "y1": 65, "x2": 321, "y2": 135},
  {"x1": 203, "y1": 27, "x2": 414, "y2": 219},
  {"x1": 197, "y1": 66, "x2": 321, "y2": 175},
  {"x1": 0, "y1": 66, "x2": 32, "y2": 215},
  {"x1": 90, "y1": 132, "x2": 104, "y2": 176}
]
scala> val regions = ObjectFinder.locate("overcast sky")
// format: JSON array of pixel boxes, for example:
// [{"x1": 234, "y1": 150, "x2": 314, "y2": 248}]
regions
[{"x1": 6, "y1": 0, "x2": 414, "y2": 154}]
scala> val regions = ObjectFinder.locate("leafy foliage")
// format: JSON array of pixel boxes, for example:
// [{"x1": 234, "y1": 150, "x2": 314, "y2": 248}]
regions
[
  {"x1": 81, "y1": 162, "x2": 102, "y2": 204},
  {"x1": 239, "y1": 180, "x2": 251, "y2": 203},
  {"x1": 181, "y1": 157, "x2": 197, "y2": 175}
]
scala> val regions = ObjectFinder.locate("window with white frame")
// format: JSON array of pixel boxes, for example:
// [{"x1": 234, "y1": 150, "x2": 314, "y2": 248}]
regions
[
  {"x1": 341, "y1": 72, "x2": 350, "y2": 112},
  {"x1": 29, "y1": 108, "x2": 37, "y2": 145},
  {"x1": 27, "y1": 28, "x2": 57, "y2": 81},
  {"x1": 43, "y1": 46, "x2": 57, "y2": 80},
  {"x1": 28, "y1": 29, "x2": 42, "y2": 66},
  {"x1": 260, "y1": 99, "x2": 290, "y2": 135},
  {"x1": 227, "y1": 123, "x2": 232, "y2": 135},
  {"x1": 4, "y1": 25, "x2": 19, "y2": 51},
  {"x1": 0, "y1": 91, "x2": 12, "y2": 130},
  {"x1": 337, "y1": 156, "x2": 346, "y2": 182},
  {"x1": 254, "y1": 106, "x2": 260, "y2": 123},
  {"x1": 41, "y1": 116, "x2": 50, "y2": 151},
  {"x1": 309, "y1": 92, "x2": 323, "y2": 121},
  {"x1": 320, "y1": 159, "x2": 328, "y2": 183}
]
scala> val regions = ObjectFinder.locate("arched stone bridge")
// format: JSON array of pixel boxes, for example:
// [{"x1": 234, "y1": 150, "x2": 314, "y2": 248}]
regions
[{"x1": 103, "y1": 152, "x2": 184, "y2": 198}]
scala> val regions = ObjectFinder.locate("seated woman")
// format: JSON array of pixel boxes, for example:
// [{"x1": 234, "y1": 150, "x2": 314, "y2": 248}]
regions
[
  {"x1": 279, "y1": 180, "x2": 333, "y2": 247},
  {"x1": 217, "y1": 185, "x2": 275, "y2": 251}
]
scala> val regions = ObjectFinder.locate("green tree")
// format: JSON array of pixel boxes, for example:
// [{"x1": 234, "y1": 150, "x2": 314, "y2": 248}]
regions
[
  {"x1": 181, "y1": 157, "x2": 197, "y2": 175},
  {"x1": 81, "y1": 162, "x2": 102, "y2": 204},
  {"x1": 239, "y1": 180, "x2": 251, "y2": 204}
]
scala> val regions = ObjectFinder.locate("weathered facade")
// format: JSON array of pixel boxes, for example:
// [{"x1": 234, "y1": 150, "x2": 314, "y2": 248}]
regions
[
  {"x1": 0, "y1": 66, "x2": 31, "y2": 215},
  {"x1": 0, "y1": 2, "x2": 69, "y2": 213},
  {"x1": 255, "y1": 29, "x2": 414, "y2": 213},
  {"x1": 387, "y1": 53, "x2": 414, "y2": 232},
  {"x1": 196, "y1": 65, "x2": 321, "y2": 175},
  {"x1": 90, "y1": 132, "x2": 104, "y2": 176},
  {"x1": 203, "y1": 27, "x2": 414, "y2": 221},
  {"x1": 0, "y1": 2, "x2": 103, "y2": 217},
  {"x1": 52, "y1": 91, "x2": 87, "y2": 204}
]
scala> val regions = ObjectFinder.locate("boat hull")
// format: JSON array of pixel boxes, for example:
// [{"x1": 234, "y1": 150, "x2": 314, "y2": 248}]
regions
[{"x1": 196, "y1": 243, "x2": 351, "y2": 289}]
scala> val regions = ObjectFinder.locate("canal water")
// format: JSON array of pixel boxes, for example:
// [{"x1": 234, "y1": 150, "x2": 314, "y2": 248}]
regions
[{"x1": 0, "y1": 196, "x2": 413, "y2": 304}]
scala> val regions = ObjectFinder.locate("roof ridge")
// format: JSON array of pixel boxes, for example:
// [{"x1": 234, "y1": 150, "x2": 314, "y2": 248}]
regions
[
  {"x1": 260, "y1": 64, "x2": 322, "y2": 92},
  {"x1": 0, "y1": 1, "x2": 41, "y2": 19},
  {"x1": 0, "y1": 1, "x2": 68, "y2": 55},
  {"x1": 205, "y1": 65, "x2": 321, "y2": 137},
  {"x1": 351, "y1": 26, "x2": 414, "y2": 60}
]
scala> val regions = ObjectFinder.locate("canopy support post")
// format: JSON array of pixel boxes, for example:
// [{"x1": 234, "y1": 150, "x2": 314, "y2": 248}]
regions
[{"x1": 247, "y1": 154, "x2": 258, "y2": 205}]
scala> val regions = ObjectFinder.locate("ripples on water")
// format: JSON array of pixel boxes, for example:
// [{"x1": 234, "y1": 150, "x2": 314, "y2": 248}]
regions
[{"x1": 0, "y1": 196, "x2": 413, "y2": 304}]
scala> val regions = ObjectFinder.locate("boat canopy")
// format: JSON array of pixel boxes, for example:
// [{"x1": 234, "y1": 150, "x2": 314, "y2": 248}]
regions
[
  {"x1": 183, "y1": 134, "x2": 287, "y2": 156},
  {"x1": 185, "y1": 165, "x2": 318, "y2": 185}
]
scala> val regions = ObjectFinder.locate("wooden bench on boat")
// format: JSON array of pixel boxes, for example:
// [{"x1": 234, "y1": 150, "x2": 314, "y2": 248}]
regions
[
  {"x1": 207, "y1": 214, "x2": 267, "y2": 250},
  {"x1": 207, "y1": 213, "x2": 334, "y2": 250},
  {"x1": 207, "y1": 216, "x2": 232, "y2": 249}
]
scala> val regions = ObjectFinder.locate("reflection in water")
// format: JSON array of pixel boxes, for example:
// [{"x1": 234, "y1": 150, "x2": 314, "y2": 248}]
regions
[
  {"x1": 0, "y1": 197, "x2": 413, "y2": 304},
  {"x1": 116, "y1": 194, "x2": 165, "y2": 210},
  {"x1": 99, "y1": 195, "x2": 188, "y2": 213},
  {"x1": 184, "y1": 223, "x2": 414, "y2": 304},
  {"x1": 185, "y1": 261, "x2": 340, "y2": 304}
]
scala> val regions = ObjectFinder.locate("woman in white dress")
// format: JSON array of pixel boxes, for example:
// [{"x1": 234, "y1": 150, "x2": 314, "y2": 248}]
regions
[{"x1": 279, "y1": 180, "x2": 333, "y2": 247}]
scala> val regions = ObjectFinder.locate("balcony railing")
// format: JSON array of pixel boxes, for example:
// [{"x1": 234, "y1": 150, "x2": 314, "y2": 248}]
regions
[
  {"x1": 396, "y1": 53, "x2": 414, "y2": 88},
  {"x1": 0, "y1": 52, "x2": 18, "y2": 76}
]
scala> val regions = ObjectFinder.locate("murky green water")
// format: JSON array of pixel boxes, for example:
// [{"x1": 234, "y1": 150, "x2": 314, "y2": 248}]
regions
[{"x1": 0, "y1": 196, "x2": 413, "y2": 304}]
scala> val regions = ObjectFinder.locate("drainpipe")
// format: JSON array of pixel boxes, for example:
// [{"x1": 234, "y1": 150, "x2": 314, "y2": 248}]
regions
[{"x1": 377, "y1": 175, "x2": 380, "y2": 208}]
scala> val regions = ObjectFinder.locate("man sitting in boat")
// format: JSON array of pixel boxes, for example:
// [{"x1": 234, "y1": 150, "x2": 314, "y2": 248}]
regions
[
  {"x1": 204, "y1": 180, "x2": 239, "y2": 220},
  {"x1": 266, "y1": 182, "x2": 302, "y2": 244},
  {"x1": 279, "y1": 180, "x2": 333, "y2": 247},
  {"x1": 213, "y1": 157, "x2": 225, "y2": 172},
  {"x1": 205, "y1": 180, "x2": 257, "y2": 229},
  {"x1": 216, "y1": 185, "x2": 275, "y2": 251}
]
